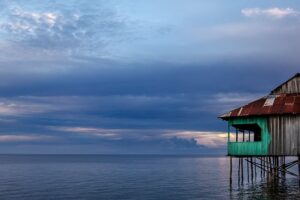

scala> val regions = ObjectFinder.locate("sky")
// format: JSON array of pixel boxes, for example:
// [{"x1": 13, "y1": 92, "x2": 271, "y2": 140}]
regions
[{"x1": 0, "y1": 0, "x2": 299, "y2": 154}]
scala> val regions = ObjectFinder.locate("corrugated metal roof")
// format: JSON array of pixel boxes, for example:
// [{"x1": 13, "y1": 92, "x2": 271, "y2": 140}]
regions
[{"x1": 219, "y1": 93, "x2": 300, "y2": 119}]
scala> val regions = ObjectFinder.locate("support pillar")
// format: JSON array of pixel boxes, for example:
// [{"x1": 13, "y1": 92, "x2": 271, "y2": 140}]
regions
[
  {"x1": 298, "y1": 155, "x2": 300, "y2": 185},
  {"x1": 230, "y1": 156, "x2": 232, "y2": 186}
]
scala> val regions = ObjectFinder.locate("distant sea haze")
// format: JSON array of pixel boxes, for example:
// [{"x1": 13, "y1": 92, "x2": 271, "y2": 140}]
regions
[{"x1": 0, "y1": 154, "x2": 299, "y2": 199}]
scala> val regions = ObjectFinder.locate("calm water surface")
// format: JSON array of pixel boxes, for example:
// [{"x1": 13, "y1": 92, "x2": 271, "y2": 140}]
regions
[{"x1": 0, "y1": 155, "x2": 299, "y2": 199}]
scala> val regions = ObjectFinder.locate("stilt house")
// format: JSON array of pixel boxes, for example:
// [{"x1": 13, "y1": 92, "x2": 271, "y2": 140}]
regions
[{"x1": 219, "y1": 73, "x2": 300, "y2": 156}]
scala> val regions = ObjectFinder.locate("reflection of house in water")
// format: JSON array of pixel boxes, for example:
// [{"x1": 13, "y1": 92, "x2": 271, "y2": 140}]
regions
[{"x1": 219, "y1": 73, "x2": 300, "y2": 184}]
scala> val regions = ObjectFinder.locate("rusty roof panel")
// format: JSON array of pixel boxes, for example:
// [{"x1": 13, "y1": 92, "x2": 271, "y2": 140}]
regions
[
  {"x1": 274, "y1": 96, "x2": 284, "y2": 105},
  {"x1": 295, "y1": 96, "x2": 300, "y2": 104},
  {"x1": 230, "y1": 108, "x2": 239, "y2": 116},
  {"x1": 270, "y1": 103, "x2": 282, "y2": 114},
  {"x1": 285, "y1": 96, "x2": 295, "y2": 105},
  {"x1": 220, "y1": 94, "x2": 300, "y2": 119},
  {"x1": 294, "y1": 103, "x2": 300, "y2": 113}
]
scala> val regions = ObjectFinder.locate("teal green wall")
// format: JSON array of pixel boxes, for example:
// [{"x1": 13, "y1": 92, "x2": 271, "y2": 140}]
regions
[{"x1": 227, "y1": 117, "x2": 271, "y2": 156}]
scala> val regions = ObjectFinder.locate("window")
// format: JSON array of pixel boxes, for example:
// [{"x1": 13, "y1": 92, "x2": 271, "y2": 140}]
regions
[{"x1": 230, "y1": 123, "x2": 261, "y2": 142}]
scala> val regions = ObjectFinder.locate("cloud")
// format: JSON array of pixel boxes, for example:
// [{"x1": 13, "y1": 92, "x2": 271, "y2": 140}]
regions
[
  {"x1": 9, "y1": 8, "x2": 59, "y2": 30},
  {"x1": 54, "y1": 126, "x2": 120, "y2": 139},
  {"x1": 52, "y1": 125, "x2": 227, "y2": 148},
  {"x1": 214, "y1": 93, "x2": 262, "y2": 104},
  {"x1": 0, "y1": 134, "x2": 55, "y2": 142},
  {"x1": 241, "y1": 8, "x2": 299, "y2": 19},
  {"x1": 0, "y1": 5, "x2": 128, "y2": 58},
  {"x1": 0, "y1": 96, "x2": 78, "y2": 116},
  {"x1": 162, "y1": 131, "x2": 227, "y2": 148}
]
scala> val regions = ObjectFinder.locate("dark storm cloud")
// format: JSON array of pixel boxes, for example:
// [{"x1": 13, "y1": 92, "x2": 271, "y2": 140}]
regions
[
  {"x1": 0, "y1": 56, "x2": 297, "y2": 152},
  {"x1": 0, "y1": 64, "x2": 279, "y2": 135},
  {"x1": 0, "y1": 50, "x2": 297, "y2": 154},
  {"x1": 0, "y1": 55, "x2": 296, "y2": 97}
]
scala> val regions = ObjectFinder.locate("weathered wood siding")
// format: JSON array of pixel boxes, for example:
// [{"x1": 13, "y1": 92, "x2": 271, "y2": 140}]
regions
[
  {"x1": 268, "y1": 115, "x2": 300, "y2": 155},
  {"x1": 271, "y1": 75, "x2": 300, "y2": 94}
]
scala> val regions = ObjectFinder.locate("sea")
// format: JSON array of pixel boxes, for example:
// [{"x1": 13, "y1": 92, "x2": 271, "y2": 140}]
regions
[{"x1": 0, "y1": 154, "x2": 299, "y2": 200}]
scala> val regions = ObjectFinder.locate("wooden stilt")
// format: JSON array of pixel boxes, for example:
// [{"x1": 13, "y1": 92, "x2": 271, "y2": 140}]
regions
[
  {"x1": 274, "y1": 156, "x2": 276, "y2": 170},
  {"x1": 247, "y1": 157, "x2": 249, "y2": 182},
  {"x1": 272, "y1": 156, "x2": 275, "y2": 177},
  {"x1": 250, "y1": 157, "x2": 253, "y2": 182},
  {"x1": 260, "y1": 157, "x2": 263, "y2": 177},
  {"x1": 269, "y1": 157, "x2": 272, "y2": 174},
  {"x1": 241, "y1": 158, "x2": 244, "y2": 184},
  {"x1": 280, "y1": 156, "x2": 283, "y2": 178},
  {"x1": 276, "y1": 156, "x2": 279, "y2": 176},
  {"x1": 298, "y1": 155, "x2": 300, "y2": 186},
  {"x1": 254, "y1": 157, "x2": 257, "y2": 179},
  {"x1": 264, "y1": 157, "x2": 266, "y2": 176},
  {"x1": 238, "y1": 158, "x2": 241, "y2": 184},
  {"x1": 283, "y1": 156, "x2": 286, "y2": 177},
  {"x1": 230, "y1": 156, "x2": 232, "y2": 186},
  {"x1": 263, "y1": 157, "x2": 265, "y2": 177},
  {"x1": 273, "y1": 157, "x2": 276, "y2": 175}
]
